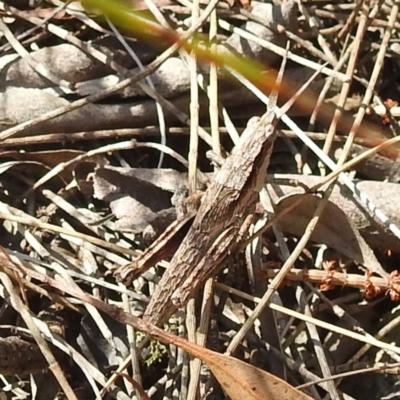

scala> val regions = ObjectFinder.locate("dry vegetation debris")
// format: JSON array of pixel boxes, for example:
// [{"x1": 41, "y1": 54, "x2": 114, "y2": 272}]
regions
[{"x1": 0, "y1": 0, "x2": 400, "y2": 399}]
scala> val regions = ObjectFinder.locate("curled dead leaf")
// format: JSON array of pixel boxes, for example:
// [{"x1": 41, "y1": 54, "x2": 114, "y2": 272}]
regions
[{"x1": 273, "y1": 193, "x2": 387, "y2": 278}]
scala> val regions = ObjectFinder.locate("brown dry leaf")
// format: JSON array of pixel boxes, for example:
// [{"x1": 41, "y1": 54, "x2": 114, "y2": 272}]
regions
[
  {"x1": 121, "y1": 306, "x2": 315, "y2": 400},
  {"x1": 267, "y1": 174, "x2": 400, "y2": 253},
  {"x1": 274, "y1": 193, "x2": 387, "y2": 278},
  {"x1": 180, "y1": 344, "x2": 313, "y2": 400},
  {"x1": 109, "y1": 167, "x2": 189, "y2": 192},
  {"x1": 2, "y1": 257, "x2": 314, "y2": 400},
  {"x1": 93, "y1": 167, "x2": 177, "y2": 234}
]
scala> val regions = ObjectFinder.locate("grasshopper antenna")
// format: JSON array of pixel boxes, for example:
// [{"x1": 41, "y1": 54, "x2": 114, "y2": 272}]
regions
[
  {"x1": 268, "y1": 41, "x2": 290, "y2": 112},
  {"x1": 277, "y1": 61, "x2": 328, "y2": 118}
]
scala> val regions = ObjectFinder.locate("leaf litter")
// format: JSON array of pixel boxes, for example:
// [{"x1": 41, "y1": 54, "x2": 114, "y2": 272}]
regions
[{"x1": 1, "y1": 0, "x2": 400, "y2": 399}]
